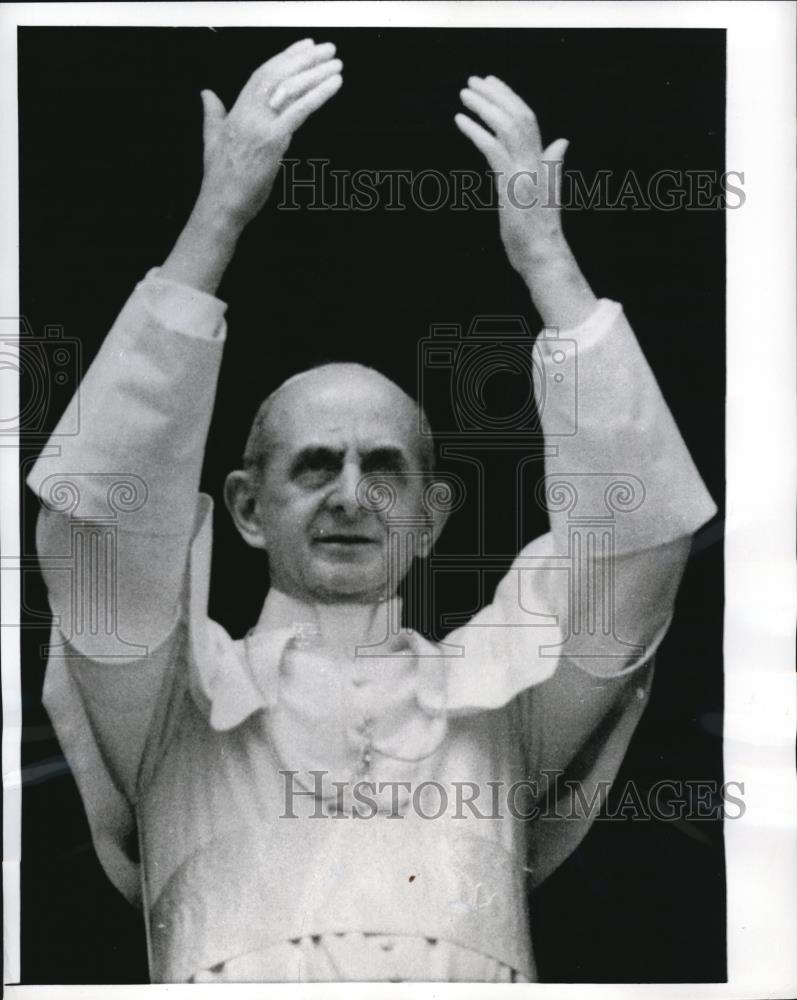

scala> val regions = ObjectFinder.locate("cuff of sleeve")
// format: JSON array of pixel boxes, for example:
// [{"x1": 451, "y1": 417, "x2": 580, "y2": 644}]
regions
[
  {"x1": 568, "y1": 613, "x2": 672, "y2": 681},
  {"x1": 538, "y1": 298, "x2": 622, "y2": 356},
  {"x1": 137, "y1": 267, "x2": 228, "y2": 341},
  {"x1": 540, "y1": 300, "x2": 718, "y2": 553}
]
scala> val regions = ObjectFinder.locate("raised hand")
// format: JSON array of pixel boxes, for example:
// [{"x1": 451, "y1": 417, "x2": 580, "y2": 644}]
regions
[
  {"x1": 161, "y1": 40, "x2": 342, "y2": 293},
  {"x1": 454, "y1": 75, "x2": 597, "y2": 328},
  {"x1": 455, "y1": 76, "x2": 568, "y2": 276},
  {"x1": 198, "y1": 39, "x2": 343, "y2": 227}
]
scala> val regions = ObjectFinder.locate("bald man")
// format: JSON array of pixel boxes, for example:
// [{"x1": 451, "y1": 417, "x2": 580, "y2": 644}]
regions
[{"x1": 29, "y1": 40, "x2": 716, "y2": 982}]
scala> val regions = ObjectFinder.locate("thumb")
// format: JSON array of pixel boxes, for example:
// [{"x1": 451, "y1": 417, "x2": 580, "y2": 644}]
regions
[
  {"x1": 200, "y1": 89, "x2": 226, "y2": 145},
  {"x1": 543, "y1": 137, "x2": 570, "y2": 163},
  {"x1": 542, "y1": 137, "x2": 569, "y2": 206}
]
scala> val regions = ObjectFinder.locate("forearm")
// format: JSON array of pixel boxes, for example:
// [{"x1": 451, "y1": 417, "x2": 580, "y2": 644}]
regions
[
  {"x1": 160, "y1": 194, "x2": 245, "y2": 295},
  {"x1": 516, "y1": 233, "x2": 598, "y2": 331}
]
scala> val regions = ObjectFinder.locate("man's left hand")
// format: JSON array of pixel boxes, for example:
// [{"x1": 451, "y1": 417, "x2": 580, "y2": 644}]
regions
[{"x1": 455, "y1": 76, "x2": 569, "y2": 276}]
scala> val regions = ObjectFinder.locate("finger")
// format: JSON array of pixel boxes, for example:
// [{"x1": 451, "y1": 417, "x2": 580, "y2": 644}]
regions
[
  {"x1": 259, "y1": 37, "x2": 314, "y2": 75},
  {"x1": 468, "y1": 75, "x2": 543, "y2": 150},
  {"x1": 470, "y1": 75, "x2": 529, "y2": 118},
  {"x1": 543, "y1": 137, "x2": 569, "y2": 163},
  {"x1": 276, "y1": 72, "x2": 343, "y2": 134},
  {"x1": 269, "y1": 58, "x2": 343, "y2": 111},
  {"x1": 200, "y1": 89, "x2": 226, "y2": 145},
  {"x1": 236, "y1": 42, "x2": 336, "y2": 112},
  {"x1": 542, "y1": 138, "x2": 569, "y2": 202},
  {"x1": 453, "y1": 112, "x2": 508, "y2": 173},
  {"x1": 265, "y1": 41, "x2": 337, "y2": 87},
  {"x1": 283, "y1": 37, "x2": 315, "y2": 54},
  {"x1": 459, "y1": 88, "x2": 513, "y2": 141}
]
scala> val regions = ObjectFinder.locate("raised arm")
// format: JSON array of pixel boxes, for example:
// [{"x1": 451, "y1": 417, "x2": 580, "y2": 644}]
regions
[
  {"x1": 451, "y1": 77, "x2": 717, "y2": 884},
  {"x1": 29, "y1": 40, "x2": 343, "y2": 643},
  {"x1": 161, "y1": 38, "x2": 342, "y2": 294},
  {"x1": 455, "y1": 75, "x2": 596, "y2": 330},
  {"x1": 455, "y1": 76, "x2": 714, "y2": 672},
  {"x1": 27, "y1": 41, "x2": 343, "y2": 803}
]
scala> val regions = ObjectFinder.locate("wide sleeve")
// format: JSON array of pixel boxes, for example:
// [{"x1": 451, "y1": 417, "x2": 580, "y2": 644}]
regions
[
  {"x1": 442, "y1": 299, "x2": 716, "y2": 714},
  {"x1": 26, "y1": 272, "x2": 228, "y2": 901},
  {"x1": 441, "y1": 299, "x2": 716, "y2": 885},
  {"x1": 27, "y1": 269, "x2": 227, "y2": 651}
]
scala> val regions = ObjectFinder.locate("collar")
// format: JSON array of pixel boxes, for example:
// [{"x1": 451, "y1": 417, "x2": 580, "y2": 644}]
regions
[
  {"x1": 254, "y1": 588, "x2": 406, "y2": 655},
  {"x1": 191, "y1": 589, "x2": 448, "y2": 732}
]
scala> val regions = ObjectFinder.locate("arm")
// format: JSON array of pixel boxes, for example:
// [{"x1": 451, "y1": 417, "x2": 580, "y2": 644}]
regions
[
  {"x1": 455, "y1": 76, "x2": 714, "y2": 675},
  {"x1": 455, "y1": 74, "x2": 597, "y2": 330},
  {"x1": 28, "y1": 40, "x2": 343, "y2": 796},
  {"x1": 161, "y1": 37, "x2": 342, "y2": 293},
  {"x1": 453, "y1": 77, "x2": 716, "y2": 884},
  {"x1": 30, "y1": 38, "x2": 343, "y2": 636},
  {"x1": 450, "y1": 80, "x2": 715, "y2": 774}
]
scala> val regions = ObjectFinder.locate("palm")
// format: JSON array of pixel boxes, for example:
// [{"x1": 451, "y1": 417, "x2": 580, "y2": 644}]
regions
[
  {"x1": 199, "y1": 39, "x2": 343, "y2": 225},
  {"x1": 455, "y1": 76, "x2": 568, "y2": 274}
]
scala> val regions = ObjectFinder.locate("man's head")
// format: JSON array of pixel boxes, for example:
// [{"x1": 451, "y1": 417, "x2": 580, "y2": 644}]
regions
[{"x1": 224, "y1": 363, "x2": 446, "y2": 605}]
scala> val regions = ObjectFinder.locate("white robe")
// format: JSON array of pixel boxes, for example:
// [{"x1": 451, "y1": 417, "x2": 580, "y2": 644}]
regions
[{"x1": 27, "y1": 273, "x2": 716, "y2": 981}]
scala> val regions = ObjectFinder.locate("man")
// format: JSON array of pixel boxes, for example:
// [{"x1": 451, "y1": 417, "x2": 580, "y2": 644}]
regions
[{"x1": 29, "y1": 39, "x2": 716, "y2": 982}]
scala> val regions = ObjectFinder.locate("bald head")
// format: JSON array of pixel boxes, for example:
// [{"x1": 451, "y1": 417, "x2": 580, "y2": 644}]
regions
[
  {"x1": 225, "y1": 362, "x2": 448, "y2": 604},
  {"x1": 242, "y1": 363, "x2": 435, "y2": 479}
]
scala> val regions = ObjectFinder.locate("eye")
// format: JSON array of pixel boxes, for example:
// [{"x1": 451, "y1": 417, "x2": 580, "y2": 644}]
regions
[
  {"x1": 361, "y1": 449, "x2": 407, "y2": 476},
  {"x1": 291, "y1": 448, "x2": 342, "y2": 488}
]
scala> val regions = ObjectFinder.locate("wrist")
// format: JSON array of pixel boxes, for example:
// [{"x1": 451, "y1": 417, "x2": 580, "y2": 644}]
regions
[
  {"x1": 513, "y1": 228, "x2": 572, "y2": 275},
  {"x1": 189, "y1": 191, "x2": 248, "y2": 248},
  {"x1": 160, "y1": 198, "x2": 244, "y2": 296},
  {"x1": 517, "y1": 235, "x2": 599, "y2": 330}
]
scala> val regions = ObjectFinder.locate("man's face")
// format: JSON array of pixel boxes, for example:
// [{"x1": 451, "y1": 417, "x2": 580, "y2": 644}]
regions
[{"x1": 245, "y1": 366, "x2": 436, "y2": 604}]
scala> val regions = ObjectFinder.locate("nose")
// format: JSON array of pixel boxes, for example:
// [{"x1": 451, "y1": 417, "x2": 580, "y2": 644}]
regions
[{"x1": 326, "y1": 460, "x2": 363, "y2": 519}]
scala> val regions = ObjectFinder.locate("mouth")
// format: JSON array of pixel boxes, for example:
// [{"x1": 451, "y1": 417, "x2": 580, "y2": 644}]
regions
[{"x1": 313, "y1": 533, "x2": 379, "y2": 546}]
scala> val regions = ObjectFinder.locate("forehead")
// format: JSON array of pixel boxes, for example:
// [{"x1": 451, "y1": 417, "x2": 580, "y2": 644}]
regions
[{"x1": 263, "y1": 366, "x2": 421, "y2": 456}]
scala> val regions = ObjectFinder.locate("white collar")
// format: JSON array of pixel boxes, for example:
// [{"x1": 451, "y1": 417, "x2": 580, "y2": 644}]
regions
[
  {"x1": 253, "y1": 587, "x2": 407, "y2": 657},
  {"x1": 190, "y1": 589, "x2": 448, "y2": 732}
]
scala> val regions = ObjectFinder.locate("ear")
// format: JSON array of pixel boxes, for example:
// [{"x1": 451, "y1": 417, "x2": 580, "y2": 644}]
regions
[{"x1": 224, "y1": 469, "x2": 268, "y2": 551}]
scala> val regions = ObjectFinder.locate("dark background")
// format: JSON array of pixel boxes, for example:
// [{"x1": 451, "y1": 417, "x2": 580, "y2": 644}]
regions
[{"x1": 18, "y1": 27, "x2": 725, "y2": 984}]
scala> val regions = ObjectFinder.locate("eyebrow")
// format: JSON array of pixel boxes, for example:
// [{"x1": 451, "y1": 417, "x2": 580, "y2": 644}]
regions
[
  {"x1": 288, "y1": 445, "x2": 411, "y2": 478},
  {"x1": 360, "y1": 447, "x2": 409, "y2": 471},
  {"x1": 289, "y1": 447, "x2": 344, "y2": 478}
]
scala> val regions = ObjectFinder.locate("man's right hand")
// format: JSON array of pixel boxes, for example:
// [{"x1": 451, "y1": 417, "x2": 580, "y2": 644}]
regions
[
  {"x1": 161, "y1": 39, "x2": 342, "y2": 294},
  {"x1": 198, "y1": 39, "x2": 342, "y2": 228}
]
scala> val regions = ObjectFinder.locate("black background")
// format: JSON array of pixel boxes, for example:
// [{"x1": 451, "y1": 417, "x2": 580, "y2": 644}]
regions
[{"x1": 18, "y1": 27, "x2": 725, "y2": 984}]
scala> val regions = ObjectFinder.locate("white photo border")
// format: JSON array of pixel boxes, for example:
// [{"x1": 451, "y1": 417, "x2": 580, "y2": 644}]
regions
[{"x1": 2, "y1": 2, "x2": 795, "y2": 997}]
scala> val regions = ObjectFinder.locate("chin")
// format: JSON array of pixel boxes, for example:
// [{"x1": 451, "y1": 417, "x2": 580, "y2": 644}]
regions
[{"x1": 306, "y1": 566, "x2": 386, "y2": 602}]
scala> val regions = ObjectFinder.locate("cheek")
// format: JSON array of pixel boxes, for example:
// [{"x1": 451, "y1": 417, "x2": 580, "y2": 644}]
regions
[
  {"x1": 258, "y1": 485, "x2": 317, "y2": 541},
  {"x1": 393, "y1": 487, "x2": 428, "y2": 520}
]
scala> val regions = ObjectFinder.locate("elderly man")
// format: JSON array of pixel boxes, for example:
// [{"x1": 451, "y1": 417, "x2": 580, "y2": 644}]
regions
[{"x1": 29, "y1": 39, "x2": 716, "y2": 983}]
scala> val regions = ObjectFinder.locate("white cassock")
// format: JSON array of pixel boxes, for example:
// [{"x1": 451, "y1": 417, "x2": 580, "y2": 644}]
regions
[{"x1": 28, "y1": 272, "x2": 716, "y2": 982}]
